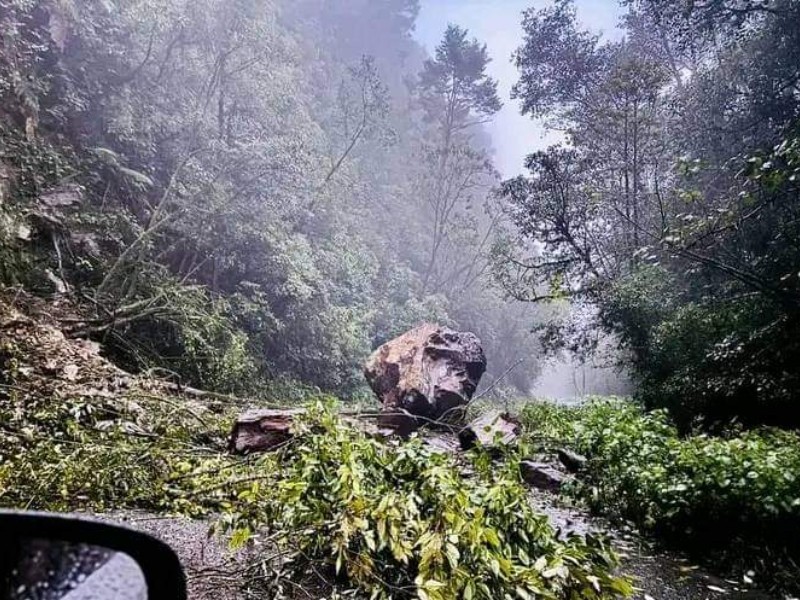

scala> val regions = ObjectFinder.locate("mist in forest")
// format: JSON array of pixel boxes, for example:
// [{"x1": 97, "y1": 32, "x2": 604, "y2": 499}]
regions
[
  {"x1": 0, "y1": 0, "x2": 553, "y2": 398},
  {"x1": 4, "y1": 2, "x2": 800, "y2": 594}
]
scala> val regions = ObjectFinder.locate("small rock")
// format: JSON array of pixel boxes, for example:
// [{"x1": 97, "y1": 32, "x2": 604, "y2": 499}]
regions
[
  {"x1": 557, "y1": 448, "x2": 587, "y2": 473},
  {"x1": 45, "y1": 269, "x2": 68, "y2": 294},
  {"x1": 16, "y1": 223, "x2": 31, "y2": 241},
  {"x1": 520, "y1": 460, "x2": 565, "y2": 492},
  {"x1": 39, "y1": 184, "x2": 83, "y2": 208},
  {"x1": 229, "y1": 408, "x2": 303, "y2": 454},
  {"x1": 459, "y1": 410, "x2": 520, "y2": 450},
  {"x1": 62, "y1": 363, "x2": 79, "y2": 381}
]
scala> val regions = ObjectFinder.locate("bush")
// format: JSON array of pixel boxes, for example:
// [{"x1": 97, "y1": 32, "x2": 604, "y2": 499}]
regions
[
  {"x1": 520, "y1": 398, "x2": 800, "y2": 592},
  {"x1": 603, "y1": 265, "x2": 800, "y2": 429},
  {"x1": 0, "y1": 389, "x2": 633, "y2": 599},
  {"x1": 225, "y1": 406, "x2": 633, "y2": 600}
]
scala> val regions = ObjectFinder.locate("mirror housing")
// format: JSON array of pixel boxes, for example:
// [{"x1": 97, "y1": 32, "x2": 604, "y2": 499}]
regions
[{"x1": 0, "y1": 510, "x2": 186, "y2": 600}]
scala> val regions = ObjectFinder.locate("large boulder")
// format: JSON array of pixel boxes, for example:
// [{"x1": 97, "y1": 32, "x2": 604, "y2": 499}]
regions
[{"x1": 363, "y1": 323, "x2": 486, "y2": 435}]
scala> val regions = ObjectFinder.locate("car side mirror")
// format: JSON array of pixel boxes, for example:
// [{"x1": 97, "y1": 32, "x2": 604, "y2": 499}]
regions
[{"x1": 0, "y1": 510, "x2": 186, "y2": 600}]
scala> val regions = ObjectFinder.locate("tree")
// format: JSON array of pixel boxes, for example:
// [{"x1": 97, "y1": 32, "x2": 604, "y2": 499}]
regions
[
  {"x1": 418, "y1": 24, "x2": 502, "y2": 143},
  {"x1": 503, "y1": 1, "x2": 672, "y2": 299},
  {"x1": 499, "y1": 0, "x2": 800, "y2": 426},
  {"x1": 414, "y1": 25, "x2": 501, "y2": 293},
  {"x1": 512, "y1": 0, "x2": 606, "y2": 122},
  {"x1": 319, "y1": 56, "x2": 395, "y2": 191}
]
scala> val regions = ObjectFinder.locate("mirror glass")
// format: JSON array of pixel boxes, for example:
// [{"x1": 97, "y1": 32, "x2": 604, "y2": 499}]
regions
[{"x1": 0, "y1": 538, "x2": 148, "y2": 600}]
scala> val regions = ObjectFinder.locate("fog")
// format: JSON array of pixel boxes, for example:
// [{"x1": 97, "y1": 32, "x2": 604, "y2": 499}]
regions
[
  {"x1": 3, "y1": 0, "x2": 571, "y2": 397},
  {"x1": 416, "y1": 0, "x2": 623, "y2": 177},
  {"x1": 414, "y1": 0, "x2": 630, "y2": 397}
]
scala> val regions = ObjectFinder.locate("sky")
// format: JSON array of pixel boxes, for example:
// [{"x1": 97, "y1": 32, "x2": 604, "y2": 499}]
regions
[{"x1": 415, "y1": 0, "x2": 624, "y2": 178}]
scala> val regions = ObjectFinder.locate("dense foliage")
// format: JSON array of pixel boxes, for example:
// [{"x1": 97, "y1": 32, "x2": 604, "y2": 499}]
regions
[
  {"x1": 0, "y1": 0, "x2": 542, "y2": 399},
  {"x1": 497, "y1": 0, "x2": 800, "y2": 426},
  {"x1": 0, "y1": 373, "x2": 633, "y2": 599},
  {"x1": 225, "y1": 406, "x2": 632, "y2": 600},
  {"x1": 520, "y1": 399, "x2": 800, "y2": 592}
]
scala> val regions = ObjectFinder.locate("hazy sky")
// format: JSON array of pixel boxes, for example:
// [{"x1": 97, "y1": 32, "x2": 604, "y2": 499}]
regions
[{"x1": 416, "y1": 0, "x2": 623, "y2": 178}]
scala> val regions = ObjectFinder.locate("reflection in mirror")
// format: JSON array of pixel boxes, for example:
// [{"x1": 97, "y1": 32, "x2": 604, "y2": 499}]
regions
[{"x1": 0, "y1": 538, "x2": 147, "y2": 600}]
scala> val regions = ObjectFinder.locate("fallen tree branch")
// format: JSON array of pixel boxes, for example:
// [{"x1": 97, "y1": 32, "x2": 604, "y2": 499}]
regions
[{"x1": 469, "y1": 358, "x2": 525, "y2": 403}]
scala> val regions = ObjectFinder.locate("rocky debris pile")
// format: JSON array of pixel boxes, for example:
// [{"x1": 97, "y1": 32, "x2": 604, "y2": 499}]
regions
[
  {"x1": 0, "y1": 290, "x2": 220, "y2": 441},
  {"x1": 1, "y1": 292, "x2": 134, "y2": 404},
  {"x1": 363, "y1": 323, "x2": 486, "y2": 435}
]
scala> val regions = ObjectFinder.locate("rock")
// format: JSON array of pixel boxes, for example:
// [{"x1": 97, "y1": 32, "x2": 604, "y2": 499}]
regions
[
  {"x1": 459, "y1": 410, "x2": 521, "y2": 450},
  {"x1": 228, "y1": 409, "x2": 381, "y2": 454},
  {"x1": 38, "y1": 184, "x2": 83, "y2": 208},
  {"x1": 557, "y1": 448, "x2": 587, "y2": 473},
  {"x1": 363, "y1": 323, "x2": 486, "y2": 435},
  {"x1": 45, "y1": 269, "x2": 68, "y2": 294},
  {"x1": 228, "y1": 408, "x2": 304, "y2": 454},
  {"x1": 421, "y1": 431, "x2": 461, "y2": 455},
  {"x1": 520, "y1": 460, "x2": 566, "y2": 492},
  {"x1": 62, "y1": 363, "x2": 79, "y2": 381},
  {"x1": 71, "y1": 232, "x2": 101, "y2": 258},
  {"x1": 16, "y1": 223, "x2": 31, "y2": 241},
  {"x1": 0, "y1": 162, "x2": 15, "y2": 205}
]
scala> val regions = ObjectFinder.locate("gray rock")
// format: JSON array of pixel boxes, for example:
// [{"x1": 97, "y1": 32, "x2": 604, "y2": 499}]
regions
[
  {"x1": 520, "y1": 460, "x2": 566, "y2": 492},
  {"x1": 557, "y1": 448, "x2": 587, "y2": 473},
  {"x1": 364, "y1": 323, "x2": 486, "y2": 435},
  {"x1": 459, "y1": 410, "x2": 521, "y2": 450},
  {"x1": 39, "y1": 184, "x2": 83, "y2": 208}
]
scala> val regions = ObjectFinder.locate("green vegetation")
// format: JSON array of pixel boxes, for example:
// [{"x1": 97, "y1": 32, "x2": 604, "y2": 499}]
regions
[
  {"x1": 3, "y1": 0, "x2": 800, "y2": 596},
  {"x1": 0, "y1": 0, "x2": 541, "y2": 401},
  {"x1": 0, "y1": 383, "x2": 632, "y2": 599},
  {"x1": 499, "y1": 0, "x2": 800, "y2": 428},
  {"x1": 520, "y1": 398, "x2": 800, "y2": 592},
  {"x1": 225, "y1": 406, "x2": 632, "y2": 600}
]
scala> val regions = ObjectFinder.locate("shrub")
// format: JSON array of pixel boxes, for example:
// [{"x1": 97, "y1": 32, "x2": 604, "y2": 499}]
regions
[
  {"x1": 0, "y1": 383, "x2": 235, "y2": 513},
  {"x1": 225, "y1": 406, "x2": 633, "y2": 600},
  {"x1": 603, "y1": 263, "x2": 800, "y2": 429},
  {"x1": 0, "y1": 373, "x2": 632, "y2": 599},
  {"x1": 520, "y1": 398, "x2": 800, "y2": 592}
]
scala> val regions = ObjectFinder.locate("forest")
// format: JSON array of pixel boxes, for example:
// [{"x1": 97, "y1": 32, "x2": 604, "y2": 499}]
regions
[{"x1": 0, "y1": 0, "x2": 799, "y2": 599}]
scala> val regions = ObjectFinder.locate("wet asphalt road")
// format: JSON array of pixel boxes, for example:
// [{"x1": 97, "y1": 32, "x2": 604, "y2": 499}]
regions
[
  {"x1": 105, "y1": 504, "x2": 781, "y2": 600},
  {"x1": 528, "y1": 494, "x2": 777, "y2": 600}
]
